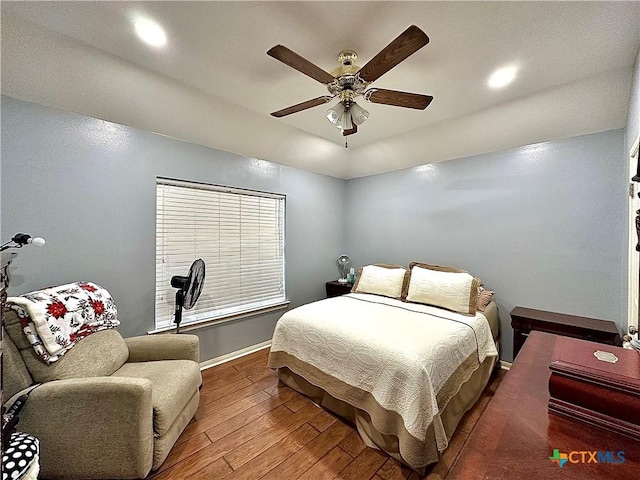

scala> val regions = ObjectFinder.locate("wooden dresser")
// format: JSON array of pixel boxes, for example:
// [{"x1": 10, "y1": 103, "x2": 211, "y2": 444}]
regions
[
  {"x1": 448, "y1": 331, "x2": 640, "y2": 479},
  {"x1": 510, "y1": 306, "x2": 621, "y2": 358}
]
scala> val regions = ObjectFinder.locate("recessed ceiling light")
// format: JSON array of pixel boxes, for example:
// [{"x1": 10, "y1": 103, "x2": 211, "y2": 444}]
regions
[
  {"x1": 134, "y1": 18, "x2": 167, "y2": 47},
  {"x1": 488, "y1": 66, "x2": 517, "y2": 89}
]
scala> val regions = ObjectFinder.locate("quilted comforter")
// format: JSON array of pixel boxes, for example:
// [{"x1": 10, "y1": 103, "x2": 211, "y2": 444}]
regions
[{"x1": 268, "y1": 293, "x2": 498, "y2": 466}]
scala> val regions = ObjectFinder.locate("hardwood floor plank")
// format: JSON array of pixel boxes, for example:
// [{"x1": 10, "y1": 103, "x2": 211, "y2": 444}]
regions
[
  {"x1": 198, "y1": 377, "x2": 253, "y2": 407},
  {"x1": 223, "y1": 402, "x2": 324, "y2": 469},
  {"x1": 223, "y1": 423, "x2": 320, "y2": 479},
  {"x1": 338, "y1": 430, "x2": 367, "y2": 458},
  {"x1": 259, "y1": 420, "x2": 353, "y2": 480},
  {"x1": 230, "y1": 353, "x2": 271, "y2": 375},
  {"x1": 155, "y1": 432, "x2": 211, "y2": 473},
  {"x1": 194, "y1": 390, "x2": 270, "y2": 422},
  {"x1": 200, "y1": 367, "x2": 250, "y2": 391},
  {"x1": 247, "y1": 371, "x2": 279, "y2": 391},
  {"x1": 376, "y1": 458, "x2": 414, "y2": 480},
  {"x1": 297, "y1": 445, "x2": 353, "y2": 480},
  {"x1": 263, "y1": 381, "x2": 288, "y2": 397},
  {"x1": 149, "y1": 444, "x2": 229, "y2": 480},
  {"x1": 308, "y1": 409, "x2": 338, "y2": 432},
  {"x1": 227, "y1": 348, "x2": 270, "y2": 370},
  {"x1": 181, "y1": 457, "x2": 233, "y2": 480},
  {"x1": 333, "y1": 447, "x2": 388, "y2": 480},
  {"x1": 284, "y1": 394, "x2": 313, "y2": 412},
  {"x1": 246, "y1": 367, "x2": 278, "y2": 384},
  {"x1": 195, "y1": 383, "x2": 273, "y2": 420}
]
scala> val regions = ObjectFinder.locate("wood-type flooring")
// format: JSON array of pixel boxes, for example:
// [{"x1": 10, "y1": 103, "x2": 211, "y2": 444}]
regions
[{"x1": 148, "y1": 347, "x2": 505, "y2": 480}]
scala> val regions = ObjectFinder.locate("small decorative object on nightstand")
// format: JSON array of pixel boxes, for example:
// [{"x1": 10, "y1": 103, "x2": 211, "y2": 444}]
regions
[
  {"x1": 326, "y1": 280, "x2": 353, "y2": 298},
  {"x1": 510, "y1": 306, "x2": 621, "y2": 358},
  {"x1": 336, "y1": 254, "x2": 351, "y2": 284}
]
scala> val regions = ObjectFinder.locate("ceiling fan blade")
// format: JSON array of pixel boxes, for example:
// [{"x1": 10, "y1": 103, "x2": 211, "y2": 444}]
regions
[
  {"x1": 271, "y1": 96, "x2": 333, "y2": 117},
  {"x1": 357, "y1": 25, "x2": 430, "y2": 83},
  {"x1": 343, "y1": 124, "x2": 357, "y2": 136},
  {"x1": 268, "y1": 45, "x2": 335, "y2": 85},
  {"x1": 364, "y1": 88, "x2": 433, "y2": 110}
]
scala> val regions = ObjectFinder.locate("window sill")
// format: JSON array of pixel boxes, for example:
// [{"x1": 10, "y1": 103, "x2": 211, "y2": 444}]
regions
[{"x1": 148, "y1": 300, "x2": 291, "y2": 334}]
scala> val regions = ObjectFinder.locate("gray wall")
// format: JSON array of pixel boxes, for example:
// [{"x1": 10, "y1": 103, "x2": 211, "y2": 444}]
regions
[
  {"x1": 1, "y1": 96, "x2": 345, "y2": 362},
  {"x1": 1, "y1": 95, "x2": 630, "y2": 364},
  {"x1": 345, "y1": 130, "x2": 627, "y2": 361}
]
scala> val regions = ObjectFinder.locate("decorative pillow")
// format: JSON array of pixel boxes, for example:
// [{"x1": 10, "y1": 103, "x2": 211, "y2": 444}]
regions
[
  {"x1": 402, "y1": 262, "x2": 481, "y2": 299},
  {"x1": 477, "y1": 287, "x2": 495, "y2": 312},
  {"x1": 351, "y1": 264, "x2": 408, "y2": 299},
  {"x1": 405, "y1": 264, "x2": 481, "y2": 315}
]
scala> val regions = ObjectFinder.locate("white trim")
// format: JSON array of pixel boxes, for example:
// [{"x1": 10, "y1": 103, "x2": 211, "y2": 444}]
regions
[
  {"x1": 200, "y1": 340, "x2": 272, "y2": 371},
  {"x1": 627, "y1": 135, "x2": 640, "y2": 334},
  {"x1": 500, "y1": 360, "x2": 512, "y2": 370}
]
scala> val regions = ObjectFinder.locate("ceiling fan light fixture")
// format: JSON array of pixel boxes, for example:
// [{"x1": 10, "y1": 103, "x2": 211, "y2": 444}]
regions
[
  {"x1": 326, "y1": 102, "x2": 346, "y2": 126},
  {"x1": 339, "y1": 110, "x2": 353, "y2": 131},
  {"x1": 350, "y1": 102, "x2": 369, "y2": 125}
]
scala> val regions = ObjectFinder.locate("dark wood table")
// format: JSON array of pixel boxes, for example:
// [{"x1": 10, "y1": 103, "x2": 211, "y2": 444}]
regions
[
  {"x1": 510, "y1": 306, "x2": 621, "y2": 358},
  {"x1": 448, "y1": 331, "x2": 640, "y2": 479},
  {"x1": 325, "y1": 280, "x2": 353, "y2": 298}
]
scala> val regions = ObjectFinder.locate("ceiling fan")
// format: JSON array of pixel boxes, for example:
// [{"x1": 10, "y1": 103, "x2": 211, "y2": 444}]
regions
[{"x1": 267, "y1": 25, "x2": 433, "y2": 142}]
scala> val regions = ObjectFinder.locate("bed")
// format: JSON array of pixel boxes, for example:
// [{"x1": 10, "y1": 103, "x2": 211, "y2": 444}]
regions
[{"x1": 268, "y1": 263, "x2": 500, "y2": 472}]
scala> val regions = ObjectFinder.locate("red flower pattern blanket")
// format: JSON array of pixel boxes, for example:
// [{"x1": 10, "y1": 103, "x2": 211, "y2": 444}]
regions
[{"x1": 7, "y1": 282, "x2": 119, "y2": 364}]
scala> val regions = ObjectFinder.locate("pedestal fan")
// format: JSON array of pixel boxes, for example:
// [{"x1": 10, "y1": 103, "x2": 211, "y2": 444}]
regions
[
  {"x1": 171, "y1": 259, "x2": 205, "y2": 333},
  {"x1": 336, "y1": 254, "x2": 351, "y2": 283}
]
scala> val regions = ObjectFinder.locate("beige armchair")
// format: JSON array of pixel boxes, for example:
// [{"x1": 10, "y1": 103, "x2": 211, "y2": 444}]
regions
[{"x1": 2, "y1": 308, "x2": 202, "y2": 479}]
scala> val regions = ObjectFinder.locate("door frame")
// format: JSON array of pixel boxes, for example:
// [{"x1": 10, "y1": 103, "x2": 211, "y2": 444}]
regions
[{"x1": 627, "y1": 135, "x2": 640, "y2": 334}]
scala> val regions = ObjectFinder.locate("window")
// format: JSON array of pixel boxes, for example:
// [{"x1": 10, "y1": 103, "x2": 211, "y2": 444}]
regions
[{"x1": 155, "y1": 177, "x2": 286, "y2": 331}]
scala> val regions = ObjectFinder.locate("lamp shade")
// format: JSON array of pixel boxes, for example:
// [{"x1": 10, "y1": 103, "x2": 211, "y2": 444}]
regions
[
  {"x1": 350, "y1": 102, "x2": 369, "y2": 125},
  {"x1": 340, "y1": 111, "x2": 353, "y2": 131},
  {"x1": 326, "y1": 102, "x2": 346, "y2": 126}
]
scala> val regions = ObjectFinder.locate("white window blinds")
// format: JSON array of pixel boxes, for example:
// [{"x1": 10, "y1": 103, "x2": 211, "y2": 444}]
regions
[{"x1": 155, "y1": 178, "x2": 286, "y2": 330}]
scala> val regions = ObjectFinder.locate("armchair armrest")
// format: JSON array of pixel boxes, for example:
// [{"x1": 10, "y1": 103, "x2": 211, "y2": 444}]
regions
[
  {"x1": 125, "y1": 333, "x2": 200, "y2": 363},
  {"x1": 18, "y1": 377, "x2": 154, "y2": 479}
]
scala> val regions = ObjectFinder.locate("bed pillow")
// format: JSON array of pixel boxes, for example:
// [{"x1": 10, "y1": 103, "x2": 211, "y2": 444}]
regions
[
  {"x1": 351, "y1": 264, "x2": 408, "y2": 299},
  {"x1": 405, "y1": 264, "x2": 482, "y2": 315},
  {"x1": 477, "y1": 286, "x2": 495, "y2": 312},
  {"x1": 402, "y1": 262, "x2": 481, "y2": 299}
]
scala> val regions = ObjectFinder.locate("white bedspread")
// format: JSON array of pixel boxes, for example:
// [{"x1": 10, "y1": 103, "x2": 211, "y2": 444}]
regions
[{"x1": 270, "y1": 293, "x2": 498, "y2": 451}]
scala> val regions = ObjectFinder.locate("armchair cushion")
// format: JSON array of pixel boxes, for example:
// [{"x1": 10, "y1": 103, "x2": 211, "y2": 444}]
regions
[
  {"x1": 125, "y1": 333, "x2": 199, "y2": 363},
  {"x1": 20, "y1": 329, "x2": 129, "y2": 384},
  {"x1": 112, "y1": 360, "x2": 201, "y2": 436}
]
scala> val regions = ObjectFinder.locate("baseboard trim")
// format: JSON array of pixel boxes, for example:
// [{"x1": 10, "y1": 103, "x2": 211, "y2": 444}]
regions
[
  {"x1": 200, "y1": 340, "x2": 272, "y2": 371},
  {"x1": 500, "y1": 360, "x2": 512, "y2": 370}
]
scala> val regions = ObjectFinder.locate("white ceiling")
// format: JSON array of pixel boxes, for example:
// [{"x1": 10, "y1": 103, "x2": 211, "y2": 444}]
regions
[{"x1": 2, "y1": 1, "x2": 639, "y2": 178}]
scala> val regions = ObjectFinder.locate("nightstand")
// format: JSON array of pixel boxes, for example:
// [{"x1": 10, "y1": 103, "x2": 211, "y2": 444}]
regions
[
  {"x1": 510, "y1": 306, "x2": 621, "y2": 358},
  {"x1": 325, "y1": 281, "x2": 353, "y2": 298}
]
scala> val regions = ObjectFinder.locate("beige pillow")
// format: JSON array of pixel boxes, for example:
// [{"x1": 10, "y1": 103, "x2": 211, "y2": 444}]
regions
[
  {"x1": 406, "y1": 265, "x2": 481, "y2": 315},
  {"x1": 352, "y1": 264, "x2": 408, "y2": 299},
  {"x1": 477, "y1": 287, "x2": 495, "y2": 312}
]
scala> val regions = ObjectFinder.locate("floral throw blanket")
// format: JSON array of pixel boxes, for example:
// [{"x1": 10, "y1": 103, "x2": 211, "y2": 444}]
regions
[{"x1": 7, "y1": 281, "x2": 119, "y2": 364}]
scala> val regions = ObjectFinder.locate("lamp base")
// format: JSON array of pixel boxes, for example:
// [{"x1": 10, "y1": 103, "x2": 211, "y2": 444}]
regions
[{"x1": 337, "y1": 278, "x2": 348, "y2": 284}]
